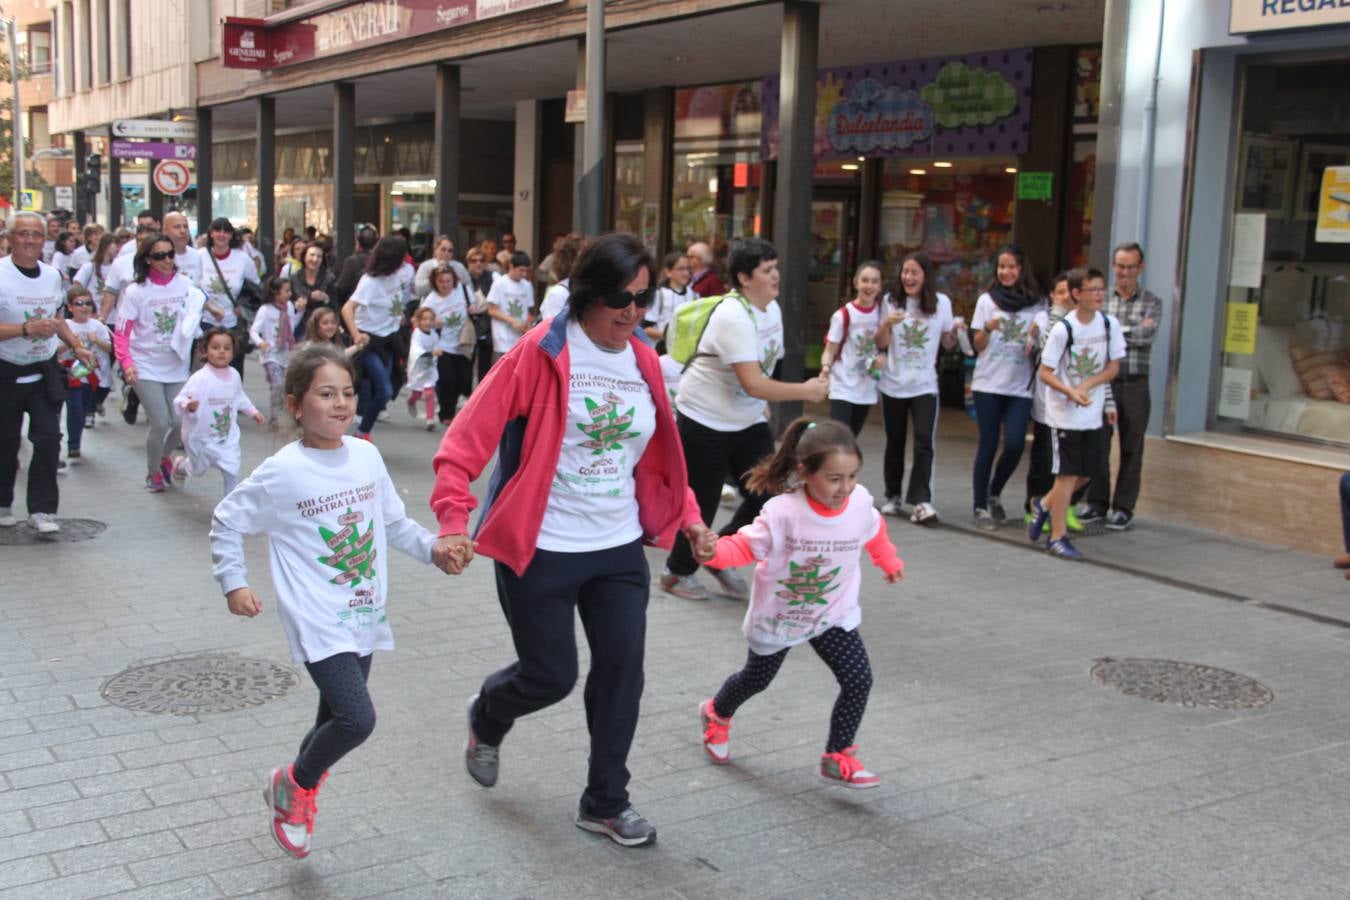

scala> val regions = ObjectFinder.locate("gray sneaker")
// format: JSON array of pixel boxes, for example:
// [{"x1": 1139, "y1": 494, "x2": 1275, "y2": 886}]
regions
[
  {"x1": 704, "y1": 566, "x2": 749, "y2": 600},
  {"x1": 988, "y1": 497, "x2": 1007, "y2": 524},
  {"x1": 28, "y1": 513, "x2": 60, "y2": 535},
  {"x1": 574, "y1": 805, "x2": 657, "y2": 848},
  {"x1": 973, "y1": 508, "x2": 997, "y2": 531},
  {"x1": 659, "y1": 569, "x2": 711, "y2": 601},
  {"x1": 0, "y1": 507, "x2": 16, "y2": 528},
  {"x1": 464, "y1": 693, "x2": 499, "y2": 787}
]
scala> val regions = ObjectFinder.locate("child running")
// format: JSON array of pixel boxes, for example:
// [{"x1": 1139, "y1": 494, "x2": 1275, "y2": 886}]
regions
[
  {"x1": 820, "y1": 262, "x2": 886, "y2": 436},
  {"x1": 249, "y1": 277, "x2": 302, "y2": 429},
  {"x1": 403, "y1": 305, "x2": 439, "y2": 430},
  {"x1": 59, "y1": 285, "x2": 111, "y2": 460},
  {"x1": 698, "y1": 417, "x2": 903, "y2": 788},
  {"x1": 209, "y1": 344, "x2": 441, "y2": 859},
  {"x1": 173, "y1": 329, "x2": 264, "y2": 493}
]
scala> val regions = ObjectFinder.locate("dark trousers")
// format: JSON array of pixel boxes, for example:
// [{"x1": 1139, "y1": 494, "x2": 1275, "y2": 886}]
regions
[
  {"x1": 881, "y1": 392, "x2": 939, "y2": 504},
  {"x1": 473, "y1": 337, "x2": 492, "y2": 385},
  {"x1": 66, "y1": 384, "x2": 92, "y2": 452},
  {"x1": 1340, "y1": 473, "x2": 1350, "y2": 554},
  {"x1": 356, "y1": 345, "x2": 394, "y2": 434},
  {"x1": 666, "y1": 413, "x2": 774, "y2": 577},
  {"x1": 1025, "y1": 420, "x2": 1055, "y2": 509},
  {"x1": 434, "y1": 353, "x2": 473, "y2": 423},
  {"x1": 972, "y1": 391, "x2": 1032, "y2": 511},
  {"x1": 294, "y1": 652, "x2": 376, "y2": 790},
  {"x1": 828, "y1": 399, "x2": 872, "y2": 437},
  {"x1": 0, "y1": 377, "x2": 62, "y2": 515},
  {"x1": 1087, "y1": 377, "x2": 1150, "y2": 515},
  {"x1": 474, "y1": 540, "x2": 649, "y2": 818}
]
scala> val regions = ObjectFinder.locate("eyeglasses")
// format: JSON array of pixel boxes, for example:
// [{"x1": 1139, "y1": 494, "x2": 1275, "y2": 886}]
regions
[
  {"x1": 602, "y1": 287, "x2": 656, "y2": 310},
  {"x1": 11, "y1": 230, "x2": 43, "y2": 239},
  {"x1": 146, "y1": 251, "x2": 175, "y2": 261}
]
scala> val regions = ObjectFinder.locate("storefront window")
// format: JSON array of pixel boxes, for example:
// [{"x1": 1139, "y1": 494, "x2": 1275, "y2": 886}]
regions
[
  {"x1": 389, "y1": 178, "x2": 437, "y2": 239},
  {"x1": 878, "y1": 157, "x2": 1016, "y2": 318},
  {"x1": 613, "y1": 142, "x2": 643, "y2": 239},
  {"x1": 671, "y1": 81, "x2": 764, "y2": 268},
  {"x1": 1216, "y1": 58, "x2": 1350, "y2": 448}
]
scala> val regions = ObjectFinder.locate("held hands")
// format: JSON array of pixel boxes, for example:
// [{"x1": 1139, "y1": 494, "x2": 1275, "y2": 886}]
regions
[
  {"x1": 251, "y1": 411, "x2": 267, "y2": 424},
  {"x1": 123, "y1": 365, "x2": 139, "y2": 386},
  {"x1": 226, "y1": 587, "x2": 263, "y2": 617},
  {"x1": 511, "y1": 318, "x2": 528, "y2": 334},
  {"x1": 1106, "y1": 409, "x2": 1118, "y2": 426},
  {"x1": 884, "y1": 569, "x2": 904, "y2": 584},
  {"x1": 687, "y1": 524, "x2": 718, "y2": 563},
  {"x1": 432, "y1": 533, "x2": 477, "y2": 575},
  {"x1": 803, "y1": 372, "x2": 830, "y2": 404}
]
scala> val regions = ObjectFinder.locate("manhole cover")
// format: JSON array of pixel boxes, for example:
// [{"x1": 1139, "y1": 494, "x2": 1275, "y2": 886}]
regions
[
  {"x1": 0, "y1": 518, "x2": 106, "y2": 545},
  {"x1": 101, "y1": 654, "x2": 300, "y2": 716},
  {"x1": 1091, "y1": 657, "x2": 1273, "y2": 710}
]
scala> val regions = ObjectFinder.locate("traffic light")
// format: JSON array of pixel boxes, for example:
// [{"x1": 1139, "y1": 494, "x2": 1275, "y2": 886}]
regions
[{"x1": 81, "y1": 153, "x2": 102, "y2": 194}]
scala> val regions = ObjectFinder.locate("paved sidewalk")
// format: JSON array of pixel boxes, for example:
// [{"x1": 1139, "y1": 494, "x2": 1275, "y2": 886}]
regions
[{"x1": 2, "y1": 372, "x2": 1350, "y2": 898}]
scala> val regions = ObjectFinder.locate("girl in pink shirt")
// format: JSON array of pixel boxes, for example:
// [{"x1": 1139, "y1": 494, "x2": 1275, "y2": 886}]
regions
[{"x1": 699, "y1": 417, "x2": 903, "y2": 788}]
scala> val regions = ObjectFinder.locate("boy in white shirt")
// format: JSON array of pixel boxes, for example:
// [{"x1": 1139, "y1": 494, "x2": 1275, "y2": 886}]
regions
[
  {"x1": 1027, "y1": 267, "x2": 1126, "y2": 561},
  {"x1": 486, "y1": 251, "x2": 534, "y2": 359}
]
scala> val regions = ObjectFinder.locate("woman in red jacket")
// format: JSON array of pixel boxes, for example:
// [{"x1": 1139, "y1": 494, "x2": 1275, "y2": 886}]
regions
[{"x1": 429, "y1": 233, "x2": 714, "y2": 849}]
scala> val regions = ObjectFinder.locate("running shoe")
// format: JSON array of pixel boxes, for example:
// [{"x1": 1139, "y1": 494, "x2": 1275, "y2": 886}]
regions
[
  {"x1": 704, "y1": 566, "x2": 749, "y2": 600},
  {"x1": 699, "y1": 698, "x2": 732, "y2": 764},
  {"x1": 1027, "y1": 496, "x2": 1049, "y2": 543},
  {"x1": 910, "y1": 502, "x2": 939, "y2": 525},
  {"x1": 464, "y1": 693, "x2": 499, "y2": 787},
  {"x1": 172, "y1": 456, "x2": 190, "y2": 486},
  {"x1": 880, "y1": 497, "x2": 903, "y2": 517},
  {"x1": 719, "y1": 483, "x2": 738, "y2": 508},
  {"x1": 145, "y1": 473, "x2": 167, "y2": 493},
  {"x1": 973, "y1": 508, "x2": 996, "y2": 532},
  {"x1": 1046, "y1": 537, "x2": 1084, "y2": 561},
  {"x1": 424, "y1": 416, "x2": 436, "y2": 431},
  {"x1": 0, "y1": 508, "x2": 15, "y2": 528},
  {"x1": 407, "y1": 398, "x2": 418, "y2": 418},
  {"x1": 378, "y1": 409, "x2": 391, "y2": 422},
  {"x1": 84, "y1": 414, "x2": 95, "y2": 429},
  {"x1": 262, "y1": 764, "x2": 320, "y2": 859},
  {"x1": 820, "y1": 746, "x2": 880, "y2": 789},
  {"x1": 659, "y1": 568, "x2": 711, "y2": 601},
  {"x1": 574, "y1": 805, "x2": 657, "y2": 848},
  {"x1": 27, "y1": 513, "x2": 60, "y2": 535},
  {"x1": 1026, "y1": 506, "x2": 1087, "y2": 536},
  {"x1": 1076, "y1": 504, "x2": 1105, "y2": 525},
  {"x1": 160, "y1": 457, "x2": 176, "y2": 484},
  {"x1": 988, "y1": 497, "x2": 1007, "y2": 525},
  {"x1": 1105, "y1": 510, "x2": 1133, "y2": 531},
  {"x1": 354, "y1": 432, "x2": 372, "y2": 442},
  {"x1": 67, "y1": 449, "x2": 81, "y2": 461}
]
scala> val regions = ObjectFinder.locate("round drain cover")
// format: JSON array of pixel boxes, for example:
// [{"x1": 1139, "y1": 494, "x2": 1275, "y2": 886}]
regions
[
  {"x1": 1091, "y1": 657, "x2": 1273, "y2": 710},
  {"x1": 101, "y1": 654, "x2": 300, "y2": 716},
  {"x1": 0, "y1": 518, "x2": 106, "y2": 545}
]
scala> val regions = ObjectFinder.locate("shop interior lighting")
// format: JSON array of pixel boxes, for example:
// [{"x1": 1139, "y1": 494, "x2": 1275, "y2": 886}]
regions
[
  {"x1": 1005, "y1": 166, "x2": 1018, "y2": 173},
  {"x1": 909, "y1": 169, "x2": 926, "y2": 175},
  {"x1": 841, "y1": 163, "x2": 859, "y2": 171},
  {"x1": 857, "y1": 156, "x2": 866, "y2": 161},
  {"x1": 933, "y1": 161, "x2": 953, "y2": 168}
]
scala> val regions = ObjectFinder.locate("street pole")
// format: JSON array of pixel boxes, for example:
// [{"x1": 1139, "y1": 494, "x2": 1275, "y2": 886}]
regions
[
  {"x1": 578, "y1": 0, "x2": 604, "y2": 235},
  {"x1": 5, "y1": 18, "x2": 24, "y2": 210}
]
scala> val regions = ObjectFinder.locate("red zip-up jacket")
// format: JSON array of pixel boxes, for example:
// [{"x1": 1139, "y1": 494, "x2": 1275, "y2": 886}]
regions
[{"x1": 430, "y1": 314, "x2": 702, "y2": 576}]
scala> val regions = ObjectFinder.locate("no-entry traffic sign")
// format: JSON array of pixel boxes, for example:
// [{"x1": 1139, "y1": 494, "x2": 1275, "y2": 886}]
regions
[{"x1": 153, "y1": 160, "x2": 191, "y2": 196}]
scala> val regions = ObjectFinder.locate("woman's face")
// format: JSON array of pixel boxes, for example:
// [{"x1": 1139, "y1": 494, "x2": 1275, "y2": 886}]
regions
[
  {"x1": 737, "y1": 258, "x2": 780, "y2": 305},
  {"x1": 210, "y1": 227, "x2": 232, "y2": 250},
  {"x1": 148, "y1": 240, "x2": 176, "y2": 277},
  {"x1": 315, "y1": 311, "x2": 339, "y2": 341},
  {"x1": 854, "y1": 266, "x2": 882, "y2": 304},
  {"x1": 304, "y1": 246, "x2": 324, "y2": 270},
  {"x1": 290, "y1": 239, "x2": 305, "y2": 259},
  {"x1": 580, "y1": 267, "x2": 650, "y2": 350},
  {"x1": 467, "y1": 255, "x2": 484, "y2": 274},
  {"x1": 435, "y1": 240, "x2": 452, "y2": 262},
  {"x1": 665, "y1": 256, "x2": 691, "y2": 290},
  {"x1": 996, "y1": 253, "x2": 1021, "y2": 288},
  {"x1": 433, "y1": 271, "x2": 455, "y2": 295},
  {"x1": 901, "y1": 259, "x2": 925, "y2": 296}
]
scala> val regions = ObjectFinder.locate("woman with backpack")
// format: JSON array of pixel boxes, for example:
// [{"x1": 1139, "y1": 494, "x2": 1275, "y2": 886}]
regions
[
  {"x1": 659, "y1": 238, "x2": 830, "y2": 603},
  {"x1": 199, "y1": 218, "x2": 262, "y2": 376}
]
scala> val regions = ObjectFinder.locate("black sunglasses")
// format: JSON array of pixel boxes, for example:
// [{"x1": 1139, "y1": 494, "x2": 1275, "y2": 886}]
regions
[
  {"x1": 146, "y1": 251, "x2": 175, "y2": 261},
  {"x1": 602, "y1": 287, "x2": 656, "y2": 310}
]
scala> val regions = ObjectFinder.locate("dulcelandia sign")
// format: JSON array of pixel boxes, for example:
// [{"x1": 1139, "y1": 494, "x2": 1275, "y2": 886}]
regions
[{"x1": 762, "y1": 49, "x2": 1033, "y2": 160}]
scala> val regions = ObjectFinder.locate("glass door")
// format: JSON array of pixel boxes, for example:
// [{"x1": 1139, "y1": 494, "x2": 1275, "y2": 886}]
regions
[{"x1": 806, "y1": 192, "x2": 858, "y2": 367}]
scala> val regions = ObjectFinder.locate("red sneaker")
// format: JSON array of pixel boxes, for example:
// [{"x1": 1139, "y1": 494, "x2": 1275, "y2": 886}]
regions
[
  {"x1": 263, "y1": 764, "x2": 322, "y2": 858},
  {"x1": 820, "y1": 746, "x2": 879, "y2": 789},
  {"x1": 699, "y1": 698, "x2": 732, "y2": 764}
]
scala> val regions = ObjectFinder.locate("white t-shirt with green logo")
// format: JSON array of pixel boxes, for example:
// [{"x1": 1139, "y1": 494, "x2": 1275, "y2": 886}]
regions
[
  {"x1": 676, "y1": 296, "x2": 784, "y2": 432},
  {"x1": 825, "y1": 301, "x2": 884, "y2": 405},
  {"x1": 487, "y1": 275, "x2": 534, "y2": 354},
  {"x1": 536, "y1": 320, "x2": 657, "y2": 553},
  {"x1": 0, "y1": 258, "x2": 64, "y2": 367},
  {"x1": 1040, "y1": 310, "x2": 1126, "y2": 432},
  {"x1": 421, "y1": 287, "x2": 471, "y2": 356},
  {"x1": 970, "y1": 293, "x2": 1046, "y2": 399},
  {"x1": 351, "y1": 272, "x2": 407, "y2": 338},
  {"x1": 878, "y1": 293, "x2": 953, "y2": 399},
  {"x1": 117, "y1": 275, "x2": 197, "y2": 383}
]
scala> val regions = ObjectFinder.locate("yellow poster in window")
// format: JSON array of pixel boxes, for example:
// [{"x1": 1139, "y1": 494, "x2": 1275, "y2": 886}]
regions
[
  {"x1": 1224, "y1": 303, "x2": 1258, "y2": 356},
  {"x1": 1315, "y1": 166, "x2": 1350, "y2": 244}
]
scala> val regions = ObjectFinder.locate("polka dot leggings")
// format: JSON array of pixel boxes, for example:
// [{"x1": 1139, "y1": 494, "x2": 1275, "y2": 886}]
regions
[
  {"x1": 712, "y1": 627, "x2": 873, "y2": 754},
  {"x1": 293, "y1": 652, "x2": 377, "y2": 790}
]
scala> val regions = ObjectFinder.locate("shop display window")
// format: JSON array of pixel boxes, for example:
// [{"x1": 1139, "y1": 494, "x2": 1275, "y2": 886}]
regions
[
  {"x1": 878, "y1": 157, "x2": 1016, "y2": 319},
  {"x1": 613, "y1": 142, "x2": 644, "y2": 239},
  {"x1": 1215, "y1": 58, "x2": 1350, "y2": 448}
]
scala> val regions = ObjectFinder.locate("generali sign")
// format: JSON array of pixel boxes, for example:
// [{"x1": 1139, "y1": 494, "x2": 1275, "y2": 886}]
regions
[
  {"x1": 222, "y1": 0, "x2": 563, "y2": 69},
  {"x1": 1230, "y1": 0, "x2": 1350, "y2": 34}
]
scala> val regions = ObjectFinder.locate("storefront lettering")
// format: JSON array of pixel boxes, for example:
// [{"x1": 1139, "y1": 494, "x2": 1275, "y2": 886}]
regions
[
  {"x1": 317, "y1": 0, "x2": 402, "y2": 54},
  {"x1": 1262, "y1": 0, "x2": 1350, "y2": 14}
]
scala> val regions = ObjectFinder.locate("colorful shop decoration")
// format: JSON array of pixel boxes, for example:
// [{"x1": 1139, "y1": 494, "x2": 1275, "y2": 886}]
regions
[{"x1": 762, "y1": 49, "x2": 1033, "y2": 160}]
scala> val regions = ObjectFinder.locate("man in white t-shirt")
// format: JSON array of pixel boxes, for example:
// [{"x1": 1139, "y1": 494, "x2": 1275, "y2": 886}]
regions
[
  {"x1": 1027, "y1": 267, "x2": 1125, "y2": 561},
  {"x1": 163, "y1": 212, "x2": 202, "y2": 286},
  {"x1": 486, "y1": 251, "x2": 534, "y2": 358}
]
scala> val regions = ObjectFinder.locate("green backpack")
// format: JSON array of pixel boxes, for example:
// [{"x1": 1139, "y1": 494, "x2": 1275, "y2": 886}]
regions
[{"x1": 665, "y1": 292, "x2": 754, "y2": 369}]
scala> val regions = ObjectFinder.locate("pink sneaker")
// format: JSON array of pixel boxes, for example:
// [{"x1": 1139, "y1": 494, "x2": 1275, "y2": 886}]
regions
[
  {"x1": 262, "y1": 764, "x2": 326, "y2": 859},
  {"x1": 820, "y1": 746, "x2": 879, "y2": 789},
  {"x1": 159, "y1": 456, "x2": 176, "y2": 484},
  {"x1": 699, "y1": 698, "x2": 732, "y2": 764},
  {"x1": 145, "y1": 473, "x2": 167, "y2": 493}
]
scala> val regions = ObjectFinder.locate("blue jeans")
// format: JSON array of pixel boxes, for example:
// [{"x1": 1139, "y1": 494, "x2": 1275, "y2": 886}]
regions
[
  {"x1": 66, "y1": 383, "x2": 92, "y2": 452},
  {"x1": 972, "y1": 391, "x2": 1032, "y2": 511},
  {"x1": 1341, "y1": 472, "x2": 1350, "y2": 554},
  {"x1": 356, "y1": 345, "x2": 393, "y2": 434}
]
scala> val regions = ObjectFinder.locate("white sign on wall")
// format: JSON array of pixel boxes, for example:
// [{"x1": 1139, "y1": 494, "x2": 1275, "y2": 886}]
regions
[
  {"x1": 1230, "y1": 0, "x2": 1350, "y2": 34},
  {"x1": 111, "y1": 119, "x2": 196, "y2": 140}
]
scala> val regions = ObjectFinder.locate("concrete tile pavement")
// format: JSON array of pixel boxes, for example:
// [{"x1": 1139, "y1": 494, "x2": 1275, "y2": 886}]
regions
[{"x1": 0, "y1": 369, "x2": 1349, "y2": 896}]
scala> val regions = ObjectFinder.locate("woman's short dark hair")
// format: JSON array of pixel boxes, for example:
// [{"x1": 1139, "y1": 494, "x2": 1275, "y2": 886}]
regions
[
  {"x1": 430, "y1": 264, "x2": 458, "y2": 291},
  {"x1": 728, "y1": 238, "x2": 777, "y2": 292},
  {"x1": 553, "y1": 234, "x2": 587, "y2": 282},
  {"x1": 207, "y1": 218, "x2": 242, "y2": 249},
  {"x1": 132, "y1": 233, "x2": 175, "y2": 283},
  {"x1": 566, "y1": 232, "x2": 657, "y2": 322},
  {"x1": 366, "y1": 236, "x2": 408, "y2": 277}
]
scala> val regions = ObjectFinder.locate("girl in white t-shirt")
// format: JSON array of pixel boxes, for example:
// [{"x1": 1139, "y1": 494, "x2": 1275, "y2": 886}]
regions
[
  {"x1": 969, "y1": 245, "x2": 1046, "y2": 530},
  {"x1": 820, "y1": 261, "x2": 885, "y2": 435},
  {"x1": 403, "y1": 305, "x2": 439, "y2": 429},
  {"x1": 644, "y1": 251, "x2": 698, "y2": 344},
  {"x1": 209, "y1": 344, "x2": 440, "y2": 860},
  {"x1": 875, "y1": 252, "x2": 957, "y2": 524},
  {"x1": 698, "y1": 417, "x2": 902, "y2": 788},
  {"x1": 249, "y1": 278, "x2": 302, "y2": 429},
  {"x1": 59, "y1": 285, "x2": 112, "y2": 460},
  {"x1": 341, "y1": 236, "x2": 412, "y2": 440},
  {"x1": 173, "y1": 329, "x2": 264, "y2": 493}
]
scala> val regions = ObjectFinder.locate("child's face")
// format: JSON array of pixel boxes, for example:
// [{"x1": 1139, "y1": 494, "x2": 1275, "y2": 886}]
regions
[
  {"x1": 996, "y1": 253, "x2": 1021, "y2": 288},
  {"x1": 315, "y1": 313, "x2": 338, "y2": 341},
  {"x1": 508, "y1": 265, "x2": 529, "y2": 282},
  {"x1": 288, "y1": 363, "x2": 355, "y2": 449},
  {"x1": 416, "y1": 311, "x2": 435, "y2": 332},
  {"x1": 274, "y1": 283, "x2": 291, "y2": 306},
  {"x1": 205, "y1": 334, "x2": 234, "y2": 368},
  {"x1": 901, "y1": 259, "x2": 925, "y2": 296},
  {"x1": 666, "y1": 257, "x2": 691, "y2": 289},
  {"x1": 1074, "y1": 277, "x2": 1106, "y2": 313},
  {"x1": 1050, "y1": 280, "x2": 1072, "y2": 307},
  {"x1": 854, "y1": 266, "x2": 882, "y2": 304},
  {"x1": 69, "y1": 298, "x2": 92, "y2": 322},
  {"x1": 799, "y1": 450, "x2": 860, "y2": 510}
]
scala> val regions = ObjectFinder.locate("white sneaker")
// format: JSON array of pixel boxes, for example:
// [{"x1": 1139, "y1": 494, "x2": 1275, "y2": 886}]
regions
[
  {"x1": 28, "y1": 513, "x2": 60, "y2": 534},
  {"x1": 880, "y1": 497, "x2": 903, "y2": 516},
  {"x1": 910, "y1": 502, "x2": 939, "y2": 525},
  {"x1": 719, "y1": 484, "x2": 738, "y2": 508},
  {"x1": 424, "y1": 416, "x2": 436, "y2": 431},
  {"x1": 659, "y1": 568, "x2": 711, "y2": 601},
  {"x1": 171, "y1": 456, "x2": 189, "y2": 486},
  {"x1": 378, "y1": 409, "x2": 391, "y2": 422},
  {"x1": 704, "y1": 566, "x2": 749, "y2": 600},
  {"x1": 0, "y1": 507, "x2": 16, "y2": 528}
]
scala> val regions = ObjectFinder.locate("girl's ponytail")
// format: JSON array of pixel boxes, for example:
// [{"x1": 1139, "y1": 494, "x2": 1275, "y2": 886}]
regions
[{"x1": 746, "y1": 416, "x2": 862, "y2": 496}]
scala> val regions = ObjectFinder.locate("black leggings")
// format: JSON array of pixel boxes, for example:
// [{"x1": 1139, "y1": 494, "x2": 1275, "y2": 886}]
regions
[
  {"x1": 294, "y1": 652, "x2": 376, "y2": 790},
  {"x1": 712, "y1": 627, "x2": 872, "y2": 754},
  {"x1": 435, "y1": 353, "x2": 473, "y2": 422},
  {"x1": 828, "y1": 400, "x2": 872, "y2": 437}
]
